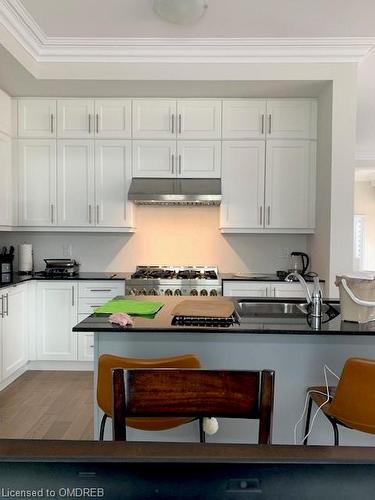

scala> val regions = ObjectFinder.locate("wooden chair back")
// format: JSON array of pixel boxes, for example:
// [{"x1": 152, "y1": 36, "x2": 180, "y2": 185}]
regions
[{"x1": 112, "y1": 368, "x2": 274, "y2": 444}]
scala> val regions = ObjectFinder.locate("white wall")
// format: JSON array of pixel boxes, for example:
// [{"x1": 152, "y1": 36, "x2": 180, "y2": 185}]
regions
[
  {"x1": 0, "y1": 207, "x2": 309, "y2": 273},
  {"x1": 0, "y1": 88, "x2": 11, "y2": 136},
  {"x1": 357, "y1": 50, "x2": 375, "y2": 155}
]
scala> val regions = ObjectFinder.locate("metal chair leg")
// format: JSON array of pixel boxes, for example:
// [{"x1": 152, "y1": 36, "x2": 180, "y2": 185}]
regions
[
  {"x1": 99, "y1": 413, "x2": 108, "y2": 441},
  {"x1": 199, "y1": 417, "x2": 206, "y2": 443},
  {"x1": 328, "y1": 417, "x2": 340, "y2": 446},
  {"x1": 303, "y1": 396, "x2": 313, "y2": 445}
]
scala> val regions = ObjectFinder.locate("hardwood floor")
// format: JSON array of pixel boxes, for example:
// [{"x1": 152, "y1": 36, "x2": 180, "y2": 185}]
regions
[{"x1": 0, "y1": 371, "x2": 93, "y2": 440}]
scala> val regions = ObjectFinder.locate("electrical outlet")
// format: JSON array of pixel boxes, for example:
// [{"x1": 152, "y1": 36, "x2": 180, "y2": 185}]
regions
[
  {"x1": 62, "y1": 244, "x2": 73, "y2": 258},
  {"x1": 282, "y1": 248, "x2": 291, "y2": 259}
]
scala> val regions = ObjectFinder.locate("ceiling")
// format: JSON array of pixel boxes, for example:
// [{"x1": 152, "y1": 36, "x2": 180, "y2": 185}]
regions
[{"x1": 20, "y1": 0, "x2": 375, "y2": 38}]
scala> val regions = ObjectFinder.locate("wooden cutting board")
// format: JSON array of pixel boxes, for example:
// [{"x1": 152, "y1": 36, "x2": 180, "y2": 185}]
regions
[{"x1": 171, "y1": 299, "x2": 235, "y2": 318}]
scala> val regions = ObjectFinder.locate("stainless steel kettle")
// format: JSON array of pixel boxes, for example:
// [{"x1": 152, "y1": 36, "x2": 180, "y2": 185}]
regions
[{"x1": 289, "y1": 252, "x2": 310, "y2": 276}]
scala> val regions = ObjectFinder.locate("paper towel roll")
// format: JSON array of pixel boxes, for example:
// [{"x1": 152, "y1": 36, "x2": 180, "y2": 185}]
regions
[{"x1": 19, "y1": 244, "x2": 33, "y2": 273}]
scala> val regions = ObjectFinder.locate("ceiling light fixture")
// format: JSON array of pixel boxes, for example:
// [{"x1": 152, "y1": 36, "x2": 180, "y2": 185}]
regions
[{"x1": 153, "y1": 0, "x2": 208, "y2": 25}]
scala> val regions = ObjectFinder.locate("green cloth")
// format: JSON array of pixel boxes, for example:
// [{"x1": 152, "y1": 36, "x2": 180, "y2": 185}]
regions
[{"x1": 94, "y1": 299, "x2": 163, "y2": 316}]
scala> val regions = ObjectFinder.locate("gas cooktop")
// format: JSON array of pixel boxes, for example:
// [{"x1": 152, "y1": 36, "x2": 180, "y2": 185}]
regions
[{"x1": 127, "y1": 266, "x2": 221, "y2": 297}]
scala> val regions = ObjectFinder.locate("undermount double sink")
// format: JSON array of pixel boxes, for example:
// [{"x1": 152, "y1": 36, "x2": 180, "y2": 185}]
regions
[{"x1": 234, "y1": 300, "x2": 340, "y2": 320}]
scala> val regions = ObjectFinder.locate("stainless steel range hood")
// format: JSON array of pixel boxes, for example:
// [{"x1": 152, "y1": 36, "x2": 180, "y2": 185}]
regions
[{"x1": 128, "y1": 178, "x2": 221, "y2": 206}]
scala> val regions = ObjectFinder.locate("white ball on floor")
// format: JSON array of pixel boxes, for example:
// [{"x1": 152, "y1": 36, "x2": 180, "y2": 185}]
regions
[{"x1": 203, "y1": 417, "x2": 219, "y2": 435}]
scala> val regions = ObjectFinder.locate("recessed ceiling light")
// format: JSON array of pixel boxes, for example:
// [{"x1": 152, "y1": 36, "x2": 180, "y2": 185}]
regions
[{"x1": 153, "y1": 0, "x2": 208, "y2": 25}]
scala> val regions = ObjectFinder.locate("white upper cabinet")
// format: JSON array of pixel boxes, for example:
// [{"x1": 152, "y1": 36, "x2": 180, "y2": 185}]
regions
[
  {"x1": 18, "y1": 99, "x2": 56, "y2": 138},
  {"x1": 0, "y1": 133, "x2": 12, "y2": 226},
  {"x1": 95, "y1": 99, "x2": 132, "y2": 139},
  {"x1": 222, "y1": 100, "x2": 266, "y2": 139},
  {"x1": 18, "y1": 140, "x2": 57, "y2": 226},
  {"x1": 177, "y1": 100, "x2": 221, "y2": 139},
  {"x1": 57, "y1": 100, "x2": 95, "y2": 138},
  {"x1": 220, "y1": 141, "x2": 265, "y2": 230},
  {"x1": 265, "y1": 140, "x2": 316, "y2": 229},
  {"x1": 57, "y1": 140, "x2": 95, "y2": 226},
  {"x1": 266, "y1": 99, "x2": 317, "y2": 139},
  {"x1": 133, "y1": 140, "x2": 175, "y2": 177},
  {"x1": 95, "y1": 140, "x2": 133, "y2": 227},
  {"x1": 177, "y1": 141, "x2": 221, "y2": 178},
  {"x1": 132, "y1": 100, "x2": 176, "y2": 139}
]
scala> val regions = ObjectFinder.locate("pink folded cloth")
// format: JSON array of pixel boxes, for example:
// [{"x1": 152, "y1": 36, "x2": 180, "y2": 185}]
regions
[{"x1": 108, "y1": 313, "x2": 134, "y2": 327}]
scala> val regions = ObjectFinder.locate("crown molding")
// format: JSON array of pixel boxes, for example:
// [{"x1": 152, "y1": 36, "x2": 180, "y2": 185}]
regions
[{"x1": 1, "y1": 0, "x2": 375, "y2": 64}]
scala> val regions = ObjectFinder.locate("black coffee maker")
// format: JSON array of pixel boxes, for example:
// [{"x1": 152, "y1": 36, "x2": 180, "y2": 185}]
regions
[{"x1": 289, "y1": 252, "x2": 310, "y2": 276}]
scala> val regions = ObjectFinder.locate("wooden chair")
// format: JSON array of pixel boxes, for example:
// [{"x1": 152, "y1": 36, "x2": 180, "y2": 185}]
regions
[
  {"x1": 112, "y1": 368, "x2": 275, "y2": 444},
  {"x1": 97, "y1": 353, "x2": 201, "y2": 440},
  {"x1": 304, "y1": 358, "x2": 375, "y2": 445}
]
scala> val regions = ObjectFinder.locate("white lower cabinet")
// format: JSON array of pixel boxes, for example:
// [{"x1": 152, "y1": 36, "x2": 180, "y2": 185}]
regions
[
  {"x1": 77, "y1": 329, "x2": 94, "y2": 362},
  {"x1": 223, "y1": 280, "x2": 318, "y2": 298},
  {"x1": 1, "y1": 285, "x2": 28, "y2": 380},
  {"x1": 36, "y1": 282, "x2": 78, "y2": 361}
]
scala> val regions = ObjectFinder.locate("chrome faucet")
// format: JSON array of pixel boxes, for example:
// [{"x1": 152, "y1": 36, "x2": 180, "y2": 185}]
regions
[{"x1": 285, "y1": 272, "x2": 323, "y2": 318}]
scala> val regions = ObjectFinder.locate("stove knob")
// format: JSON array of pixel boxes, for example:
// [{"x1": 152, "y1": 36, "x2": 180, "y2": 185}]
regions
[
  {"x1": 148, "y1": 288, "x2": 159, "y2": 296},
  {"x1": 165, "y1": 289, "x2": 173, "y2": 296},
  {"x1": 200, "y1": 289, "x2": 208, "y2": 296},
  {"x1": 190, "y1": 289, "x2": 198, "y2": 296},
  {"x1": 210, "y1": 289, "x2": 218, "y2": 296},
  {"x1": 174, "y1": 289, "x2": 182, "y2": 296},
  {"x1": 141, "y1": 288, "x2": 148, "y2": 296}
]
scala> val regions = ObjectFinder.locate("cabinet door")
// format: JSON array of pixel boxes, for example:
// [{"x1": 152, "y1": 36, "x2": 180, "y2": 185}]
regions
[
  {"x1": 266, "y1": 99, "x2": 317, "y2": 139},
  {"x1": 132, "y1": 100, "x2": 176, "y2": 139},
  {"x1": 95, "y1": 140, "x2": 133, "y2": 227},
  {"x1": 220, "y1": 141, "x2": 265, "y2": 229},
  {"x1": 222, "y1": 100, "x2": 266, "y2": 139},
  {"x1": 223, "y1": 281, "x2": 270, "y2": 297},
  {"x1": 2, "y1": 285, "x2": 28, "y2": 379},
  {"x1": 18, "y1": 140, "x2": 57, "y2": 226},
  {"x1": 133, "y1": 140, "x2": 176, "y2": 177},
  {"x1": 271, "y1": 282, "x2": 315, "y2": 299},
  {"x1": 77, "y1": 330, "x2": 94, "y2": 362},
  {"x1": 57, "y1": 140, "x2": 95, "y2": 226},
  {"x1": 177, "y1": 100, "x2": 221, "y2": 139},
  {"x1": 95, "y1": 100, "x2": 132, "y2": 139},
  {"x1": 18, "y1": 99, "x2": 56, "y2": 138},
  {"x1": 265, "y1": 141, "x2": 316, "y2": 229},
  {"x1": 36, "y1": 283, "x2": 78, "y2": 361},
  {"x1": 0, "y1": 133, "x2": 12, "y2": 226},
  {"x1": 57, "y1": 100, "x2": 95, "y2": 138},
  {"x1": 177, "y1": 141, "x2": 221, "y2": 178}
]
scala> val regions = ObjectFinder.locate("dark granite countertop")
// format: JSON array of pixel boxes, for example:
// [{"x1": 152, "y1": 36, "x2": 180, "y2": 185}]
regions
[
  {"x1": 0, "y1": 272, "x2": 130, "y2": 289},
  {"x1": 220, "y1": 273, "x2": 325, "y2": 283},
  {"x1": 72, "y1": 296, "x2": 375, "y2": 336}
]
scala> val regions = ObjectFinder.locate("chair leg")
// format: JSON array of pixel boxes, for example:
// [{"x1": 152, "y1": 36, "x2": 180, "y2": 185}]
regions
[
  {"x1": 328, "y1": 418, "x2": 340, "y2": 446},
  {"x1": 303, "y1": 396, "x2": 313, "y2": 445},
  {"x1": 99, "y1": 413, "x2": 108, "y2": 441},
  {"x1": 199, "y1": 418, "x2": 206, "y2": 443}
]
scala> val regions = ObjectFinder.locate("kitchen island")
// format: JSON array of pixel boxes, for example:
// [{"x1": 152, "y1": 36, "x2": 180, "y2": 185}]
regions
[{"x1": 73, "y1": 296, "x2": 375, "y2": 446}]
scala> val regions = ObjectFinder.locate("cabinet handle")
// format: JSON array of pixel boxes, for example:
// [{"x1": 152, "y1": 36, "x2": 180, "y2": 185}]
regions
[
  {"x1": 171, "y1": 114, "x2": 175, "y2": 134},
  {"x1": 259, "y1": 206, "x2": 263, "y2": 226},
  {"x1": 0, "y1": 295, "x2": 4, "y2": 318},
  {"x1": 178, "y1": 154, "x2": 182, "y2": 175},
  {"x1": 50, "y1": 204, "x2": 54, "y2": 224},
  {"x1": 89, "y1": 205, "x2": 92, "y2": 224},
  {"x1": 90, "y1": 289, "x2": 112, "y2": 292},
  {"x1": 96, "y1": 204, "x2": 100, "y2": 224},
  {"x1": 178, "y1": 114, "x2": 182, "y2": 134},
  {"x1": 72, "y1": 286, "x2": 75, "y2": 306},
  {"x1": 268, "y1": 114, "x2": 272, "y2": 134},
  {"x1": 5, "y1": 293, "x2": 8, "y2": 316},
  {"x1": 50, "y1": 114, "x2": 54, "y2": 134},
  {"x1": 267, "y1": 206, "x2": 271, "y2": 225},
  {"x1": 261, "y1": 114, "x2": 265, "y2": 134},
  {"x1": 96, "y1": 113, "x2": 99, "y2": 134},
  {"x1": 88, "y1": 114, "x2": 91, "y2": 134},
  {"x1": 171, "y1": 154, "x2": 175, "y2": 174}
]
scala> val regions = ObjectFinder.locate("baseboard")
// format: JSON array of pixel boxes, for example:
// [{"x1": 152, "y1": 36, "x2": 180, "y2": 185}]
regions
[
  {"x1": 27, "y1": 360, "x2": 93, "y2": 371},
  {"x1": 0, "y1": 364, "x2": 28, "y2": 391}
]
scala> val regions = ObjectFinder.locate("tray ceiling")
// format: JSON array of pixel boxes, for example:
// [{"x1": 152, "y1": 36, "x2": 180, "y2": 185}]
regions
[{"x1": 21, "y1": 0, "x2": 375, "y2": 38}]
